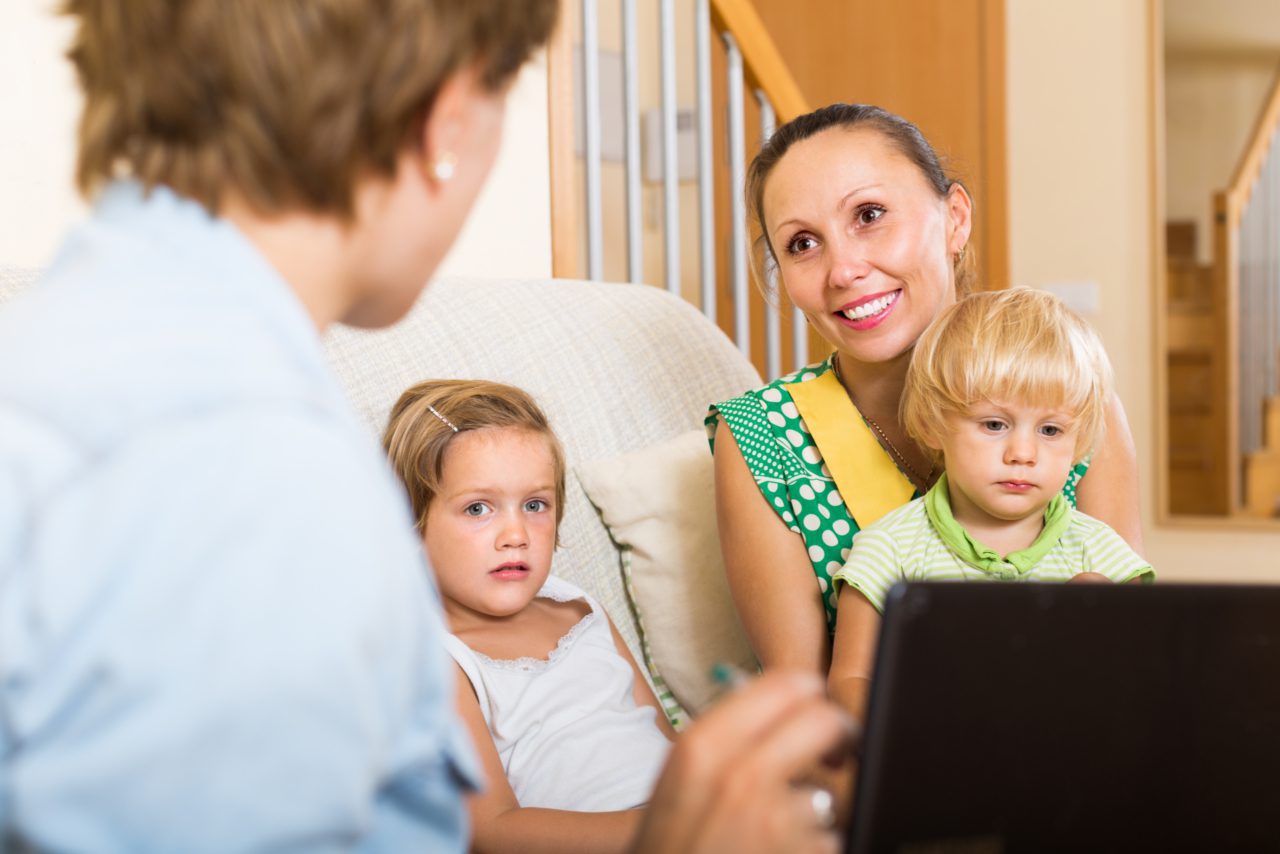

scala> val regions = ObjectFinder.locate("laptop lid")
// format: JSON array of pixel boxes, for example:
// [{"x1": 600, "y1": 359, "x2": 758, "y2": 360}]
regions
[{"x1": 846, "y1": 582, "x2": 1280, "y2": 854}]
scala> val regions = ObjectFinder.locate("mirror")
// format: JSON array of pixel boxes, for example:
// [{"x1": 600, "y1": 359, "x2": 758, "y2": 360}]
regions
[{"x1": 1158, "y1": 0, "x2": 1280, "y2": 520}]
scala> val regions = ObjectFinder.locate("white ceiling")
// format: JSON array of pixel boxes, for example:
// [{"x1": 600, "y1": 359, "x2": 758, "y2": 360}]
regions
[{"x1": 1166, "y1": 0, "x2": 1280, "y2": 54}]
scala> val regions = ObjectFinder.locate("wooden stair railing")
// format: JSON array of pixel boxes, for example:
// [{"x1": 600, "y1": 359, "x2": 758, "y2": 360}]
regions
[
  {"x1": 546, "y1": 0, "x2": 814, "y2": 380},
  {"x1": 1209, "y1": 63, "x2": 1280, "y2": 516}
]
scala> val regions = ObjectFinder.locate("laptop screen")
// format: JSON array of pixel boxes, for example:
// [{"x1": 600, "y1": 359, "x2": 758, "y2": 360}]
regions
[{"x1": 846, "y1": 582, "x2": 1280, "y2": 853}]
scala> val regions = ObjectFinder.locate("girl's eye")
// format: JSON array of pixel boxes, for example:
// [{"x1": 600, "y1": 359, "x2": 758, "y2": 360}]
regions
[
  {"x1": 463, "y1": 502, "x2": 490, "y2": 517},
  {"x1": 980, "y1": 420, "x2": 1007, "y2": 432},
  {"x1": 524, "y1": 499, "x2": 549, "y2": 513},
  {"x1": 1040, "y1": 425, "x2": 1064, "y2": 438},
  {"x1": 785, "y1": 234, "x2": 818, "y2": 256},
  {"x1": 856, "y1": 204, "x2": 886, "y2": 226}
]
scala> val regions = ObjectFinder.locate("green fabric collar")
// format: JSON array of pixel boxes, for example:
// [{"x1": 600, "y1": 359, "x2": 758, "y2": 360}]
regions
[{"x1": 924, "y1": 473, "x2": 1073, "y2": 580}]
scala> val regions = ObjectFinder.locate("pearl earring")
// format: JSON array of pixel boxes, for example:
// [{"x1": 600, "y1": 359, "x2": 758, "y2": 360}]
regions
[{"x1": 433, "y1": 152, "x2": 457, "y2": 182}]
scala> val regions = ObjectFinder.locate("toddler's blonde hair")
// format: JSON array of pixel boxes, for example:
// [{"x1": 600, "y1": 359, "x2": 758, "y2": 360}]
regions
[
  {"x1": 902, "y1": 288, "x2": 1112, "y2": 464},
  {"x1": 382, "y1": 379, "x2": 566, "y2": 540}
]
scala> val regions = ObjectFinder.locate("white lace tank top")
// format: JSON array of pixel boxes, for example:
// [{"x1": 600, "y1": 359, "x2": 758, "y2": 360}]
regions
[{"x1": 443, "y1": 575, "x2": 671, "y2": 811}]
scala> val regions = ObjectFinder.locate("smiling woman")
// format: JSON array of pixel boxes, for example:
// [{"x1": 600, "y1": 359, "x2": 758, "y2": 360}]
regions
[{"x1": 708, "y1": 103, "x2": 1147, "y2": 681}]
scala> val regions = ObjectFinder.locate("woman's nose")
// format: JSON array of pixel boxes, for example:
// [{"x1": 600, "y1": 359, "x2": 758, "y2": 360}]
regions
[{"x1": 827, "y1": 235, "x2": 871, "y2": 288}]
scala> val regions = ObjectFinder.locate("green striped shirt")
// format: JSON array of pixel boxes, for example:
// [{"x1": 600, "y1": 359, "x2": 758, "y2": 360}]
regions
[{"x1": 833, "y1": 479, "x2": 1154, "y2": 613}]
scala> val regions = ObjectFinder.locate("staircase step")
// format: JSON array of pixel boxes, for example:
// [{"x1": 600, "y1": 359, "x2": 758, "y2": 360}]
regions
[
  {"x1": 1244, "y1": 448, "x2": 1280, "y2": 518},
  {"x1": 1167, "y1": 311, "x2": 1214, "y2": 353},
  {"x1": 1166, "y1": 260, "x2": 1213, "y2": 306},
  {"x1": 1167, "y1": 220, "x2": 1197, "y2": 261},
  {"x1": 1266, "y1": 396, "x2": 1280, "y2": 448}
]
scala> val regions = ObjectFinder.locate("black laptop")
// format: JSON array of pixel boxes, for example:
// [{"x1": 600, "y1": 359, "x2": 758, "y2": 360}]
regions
[{"x1": 846, "y1": 582, "x2": 1280, "y2": 854}]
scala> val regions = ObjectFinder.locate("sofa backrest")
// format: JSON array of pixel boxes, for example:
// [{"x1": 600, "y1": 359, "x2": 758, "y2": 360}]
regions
[{"x1": 323, "y1": 276, "x2": 762, "y2": 659}]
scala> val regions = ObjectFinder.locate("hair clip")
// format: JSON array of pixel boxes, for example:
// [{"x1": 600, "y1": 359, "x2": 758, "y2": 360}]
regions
[{"x1": 427, "y1": 403, "x2": 459, "y2": 433}]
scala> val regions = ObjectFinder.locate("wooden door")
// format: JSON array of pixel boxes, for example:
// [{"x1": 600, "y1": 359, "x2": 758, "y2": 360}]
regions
[{"x1": 749, "y1": 0, "x2": 1009, "y2": 299}]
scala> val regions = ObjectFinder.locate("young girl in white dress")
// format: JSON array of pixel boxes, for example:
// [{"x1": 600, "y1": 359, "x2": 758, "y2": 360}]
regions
[{"x1": 383, "y1": 379, "x2": 675, "y2": 854}]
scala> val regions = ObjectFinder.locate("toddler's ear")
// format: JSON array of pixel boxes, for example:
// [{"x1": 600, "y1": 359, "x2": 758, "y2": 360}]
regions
[{"x1": 918, "y1": 429, "x2": 945, "y2": 455}]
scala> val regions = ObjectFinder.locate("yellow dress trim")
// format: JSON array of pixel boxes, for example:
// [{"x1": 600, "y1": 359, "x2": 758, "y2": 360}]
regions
[{"x1": 784, "y1": 369, "x2": 915, "y2": 530}]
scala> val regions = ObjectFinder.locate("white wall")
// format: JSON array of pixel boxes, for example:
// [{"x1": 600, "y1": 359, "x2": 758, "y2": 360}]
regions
[
  {"x1": 1165, "y1": 53, "x2": 1276, "y2": 264},
  {"x1": 437, "y1": 59, "x2": 553, "y2": 279},
  {"x1": 0, "y1": 2, "x2": 82, "y2": 269},
  {"x1": 1008, "y1": 0, "x2": 1280, "y2": 581},
  {"x1": 0, "y1": 4, "x2": 552, "y2": 280}
]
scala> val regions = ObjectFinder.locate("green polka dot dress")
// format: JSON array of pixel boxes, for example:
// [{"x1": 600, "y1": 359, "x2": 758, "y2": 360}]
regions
[{"x1": 707, "y1": 355, "x2": 1089, "y2": 636}]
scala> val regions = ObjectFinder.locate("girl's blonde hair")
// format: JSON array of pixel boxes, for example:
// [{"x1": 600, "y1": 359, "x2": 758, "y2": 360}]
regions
[
  {"x1": 902, "y1": 288, "x2": 1112, "y2": 464},
  {"x1": 382, "y1": 379, "x2": 566, "y2": 539}
]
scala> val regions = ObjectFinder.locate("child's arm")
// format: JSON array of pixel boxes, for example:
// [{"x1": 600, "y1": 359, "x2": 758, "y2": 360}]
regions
[
  {"x1": 453, "y1": 663, "x2": 645, "y2": 854},
  {"x1": 827, "y1": 585, "x2": 881, "y2": 724},
  {"x1": 606, "y1": 617, "x2": 679, "y2": 740}
]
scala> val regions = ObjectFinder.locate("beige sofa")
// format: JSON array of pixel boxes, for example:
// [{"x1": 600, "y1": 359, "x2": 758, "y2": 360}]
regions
[{"x1": 0, "y1": 267, "x2": 763, "y2": 720}]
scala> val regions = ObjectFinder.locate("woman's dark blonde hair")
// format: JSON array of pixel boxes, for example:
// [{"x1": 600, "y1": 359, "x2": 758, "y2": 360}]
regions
[
  {"x1": 745, "y1": 103, "x2": 975, "y2": 300},
  {"x1": 382, "y1": 379, "x2": 566, "y2": 541},
  {"x1": 62, "y1": 0, "x2": 558, "y2": 217}
]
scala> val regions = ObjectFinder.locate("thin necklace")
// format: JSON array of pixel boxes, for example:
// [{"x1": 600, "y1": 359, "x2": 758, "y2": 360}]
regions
[{"x1": 831, "y1": 354, "x2": 938, "y2": 492}]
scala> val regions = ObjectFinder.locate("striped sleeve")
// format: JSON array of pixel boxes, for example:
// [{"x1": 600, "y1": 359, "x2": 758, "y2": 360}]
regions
[
  {"x1": 831, "y1": 527, "x2": 906, "y2": 614},
  {"x1": 1078, "y1": 520, "x2": 1155, "y2": 584}
]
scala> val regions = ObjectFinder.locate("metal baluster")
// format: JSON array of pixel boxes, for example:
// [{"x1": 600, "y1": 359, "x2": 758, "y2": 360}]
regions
[
  {"x1": 792, "y1": 309, "x2": 809, "y2": 371},
  {"x1": 581, "y1": 0, "x2": 603, "y2": 280},
  {"x1": 1264, "y1": 140, "x2": 1274, "y2": 407},
  {"x1": 756, "y1": 90, "x2": 779, "y2": 379},
  {"x1": 724, "y1": 33, "x2": 748, "y2": 356},
  {"x1": 622, "y1": 0, "x2": 642, "y2": 284},
  {"x1": 1243, "y1": 182, "x2": 1262, "y2": 455},
  {"x1": 660, "y1": 0, "x2": 680, "y2": 295},
  {"x1": 696, "y1": 0, "x2": 715, "y2": 319},
  {"x1": 1242, "y1": 192, "x2": 1252, "y2": 455}
]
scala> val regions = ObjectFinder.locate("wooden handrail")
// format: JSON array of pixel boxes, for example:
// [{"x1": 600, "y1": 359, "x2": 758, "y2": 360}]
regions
[
  {"x1": 710, "y1": 0, "x2": 809, "y2": 123},
  {"x1": 1226, "y1": 62, "x2": 1280, "y2": 212}
]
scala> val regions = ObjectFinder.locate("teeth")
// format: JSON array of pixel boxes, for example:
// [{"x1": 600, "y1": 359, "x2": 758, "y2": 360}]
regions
[{"x1": 843, "y1": 292, "x2": 897, "y2": 321}]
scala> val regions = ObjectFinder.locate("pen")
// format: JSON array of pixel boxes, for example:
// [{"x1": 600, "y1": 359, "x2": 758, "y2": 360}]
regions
[{"x1": 710, "y1": 662, "x2": 752, "y2": 694}]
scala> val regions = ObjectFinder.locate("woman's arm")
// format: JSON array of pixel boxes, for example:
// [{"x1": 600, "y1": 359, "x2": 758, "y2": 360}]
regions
[
  {"x1": 714, "y1": 420, "x2": 831, "y2": 675},
  {"x1": 453, "y1": 665, "x2": 643, "y2": 854},
  {"x1": 607, "y1": 617, "x2": 679, "y2": 740},
  {"x1": 1074, "y1": 393, "x2": 1144, "y2": 555},
  {"x1": 827, "y1": 586, "x2": 881, "y2": 723}
]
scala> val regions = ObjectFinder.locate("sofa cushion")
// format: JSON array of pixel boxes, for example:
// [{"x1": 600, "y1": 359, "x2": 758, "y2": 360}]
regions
[{"x1": 577, "y1": 429, "x2": 759, "y2": 715}]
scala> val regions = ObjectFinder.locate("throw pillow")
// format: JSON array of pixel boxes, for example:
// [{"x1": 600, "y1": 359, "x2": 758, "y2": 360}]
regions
[{"x1": 576, "y1": 429, "x2": 759, "y2": 716}]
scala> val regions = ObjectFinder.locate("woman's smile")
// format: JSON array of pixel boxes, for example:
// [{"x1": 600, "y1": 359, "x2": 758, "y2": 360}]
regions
[{"x1": 837, "y1": 288, "x2": 902, "y2": 330}]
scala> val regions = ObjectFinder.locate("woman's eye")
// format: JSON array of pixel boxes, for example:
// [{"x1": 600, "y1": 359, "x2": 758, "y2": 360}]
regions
[
  {"x1": 463, "y1": 502, "x2": 489, "y2": 517},
  {"x1": 524, "y1": 499, "x2": 549, "y2": 513},
  {"x1": 785, "y1": 235, "x2": 818, "y2": 256},
  {"x1": 856, "y1": 205, "x2": 886, "y2": 226}
]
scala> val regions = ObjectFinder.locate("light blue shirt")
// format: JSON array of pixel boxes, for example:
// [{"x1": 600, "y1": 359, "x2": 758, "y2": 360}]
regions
[{"x1": 0, "y1": 183, "x2": 479, "y2": 852}]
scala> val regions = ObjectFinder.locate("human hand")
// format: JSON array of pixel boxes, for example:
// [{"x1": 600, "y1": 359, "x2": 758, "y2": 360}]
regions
[
  {"x1": 631, "y1": 671, "x2": 856, "y2": 854},
  {"x1": 1067, "y1": 572, "x2": 1112, "y2": 584}
]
